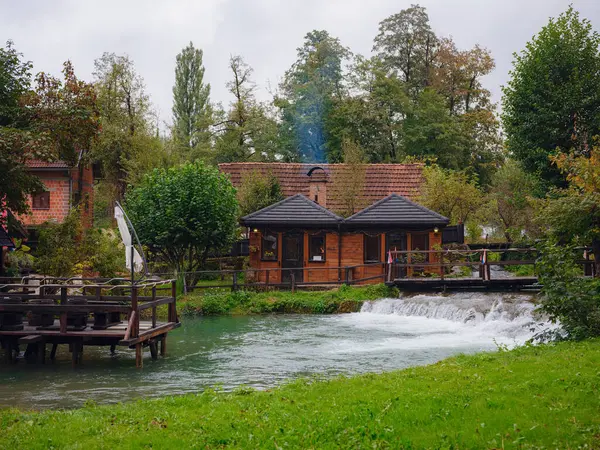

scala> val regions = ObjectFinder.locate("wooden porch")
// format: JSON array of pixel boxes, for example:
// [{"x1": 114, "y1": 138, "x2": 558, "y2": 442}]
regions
[{"x1": 0, "y1": 277, "x2": 180, "y2": 368}]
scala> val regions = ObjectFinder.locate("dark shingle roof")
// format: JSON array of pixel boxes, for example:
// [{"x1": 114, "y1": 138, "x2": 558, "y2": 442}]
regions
[
  {"x1": 241, "y1": 194, "x2": 343, "y2": 227},
  {"x1": 345, "y1": 194, "x2": 449, "y2": 226}
]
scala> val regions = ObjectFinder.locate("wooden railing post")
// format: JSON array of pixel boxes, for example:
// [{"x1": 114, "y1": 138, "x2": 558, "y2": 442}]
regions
[
  {"x1": 290, "y1": 271, "x2": 296, "y2": 293},
  {"x1": 151, "y1": 286, "x2": 157, "y2": 328},
  {"x1": 345, "y1": 267, "x2": 350, "y2": 285},
  {"x1": 440, "y1": 250, "x2": 444, "y2": 281},
  {"x1": 169, "y1": 280, "x2": 177, "y2": 323},
  {"x1": 59, "y1": 286, "x2": 67, "y2": 334},
  {"x1": 232, "y1": 272, "x2": 238, "y2": 292},
  {"x1": 131, "y1": 286, "x2": 139, "y2": 339},
  {"x1": 265, "y1": 270, "x2": 270, "y2": 286}
]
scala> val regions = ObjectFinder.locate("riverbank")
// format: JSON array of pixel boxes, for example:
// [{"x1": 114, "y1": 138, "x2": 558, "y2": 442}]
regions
[
  {"x1": 176, "y1": 283, "x2": 397, "y2": 316},
  {"x1": 1, "y1": 339, "x2": 598, "y2": 448}
]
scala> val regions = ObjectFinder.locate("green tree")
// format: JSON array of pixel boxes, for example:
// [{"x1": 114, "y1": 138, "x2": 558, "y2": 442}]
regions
[
  {"x1": 237, "y1": 169, "x2": 284, "y2": 216},
  {"x1": 1, "y1": 42, "x2": 100, "y2": 216},
  {"x1": 418, "y1": 165, "x2": 483, "y2": 224},
  {"x1": 373, "y1": 4, "x2": 437, "y2": 90},
  {"x1": 330, "y1": 139, "x2": 367, "y2": 216},
  {"x1": 215, "y1": 55, "x2": 279, "y2": 163},
  {"x1": 487, "y1": 159, "x2": 539, "y2": 242},
  {"x1": 503, "y1": 6, "x2": 600, "y2": 190},
  {"x1": 125, "y1": 162, "x2": 238, "y2": 281},
  {"x1": 92, "y1": 53, "x2": 156, "y2": 201},
  {"x1": 276, "y1": 30, "x2": 351, "y2": 162},
  {"x1": 327, "y1": 57, "x2": 409, "y2": 163},
  {"x1": 403, "y1": 89, "x2": 468, "y2": 170},
  {"x1": 538, "y1": 145, "x2": 600, "y2": 276},
  {"x1": 172, "y1": 42, "x2": 212, "y2": 158},
  {"x1": 0, "y1": 41, "x2": 42, "y2": 216}
]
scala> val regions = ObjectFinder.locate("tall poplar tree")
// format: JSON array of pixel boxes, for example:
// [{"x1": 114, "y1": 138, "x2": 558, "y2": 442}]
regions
[{"x1": 172, "y1": 42, "x2": 212, "y2": 158}]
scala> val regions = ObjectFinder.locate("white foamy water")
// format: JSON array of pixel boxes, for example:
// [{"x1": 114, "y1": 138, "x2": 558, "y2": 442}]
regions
[{"x1": 356, "y1": 293, "x2": 552, "y2": 349}]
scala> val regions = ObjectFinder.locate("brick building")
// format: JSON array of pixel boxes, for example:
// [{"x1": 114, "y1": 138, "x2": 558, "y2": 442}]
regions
[
  {"x1": 20, "y1": 160, "x2": 94, "y2": 229},
  {"x1": 219, "y1": 163, "x2": 449, "y2": 285}
]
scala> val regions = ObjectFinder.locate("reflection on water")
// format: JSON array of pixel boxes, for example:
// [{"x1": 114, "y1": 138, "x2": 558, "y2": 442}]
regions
[{"x1": 0, "y1": 293, "x2": 548, "y2": 410}]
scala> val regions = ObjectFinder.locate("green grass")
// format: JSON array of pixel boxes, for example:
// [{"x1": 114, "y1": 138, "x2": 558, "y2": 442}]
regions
[
  {"x1": 1, "y1": 340, "x2": 599, "y2": 449},
  {"x1": 177, "y1": 283, "x2": 397, "y2": 316}
]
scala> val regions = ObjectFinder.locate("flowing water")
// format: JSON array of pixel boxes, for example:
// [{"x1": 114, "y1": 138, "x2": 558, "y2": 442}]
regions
[{"x1": 0, "y1": 293, "x2": 552, "y2": 410}]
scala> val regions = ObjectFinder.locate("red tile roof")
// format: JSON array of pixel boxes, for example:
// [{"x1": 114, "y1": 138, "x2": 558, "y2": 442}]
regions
[
  {"x1": 26, "y1": 160, "x2": 70, "y2": 169},
  {"x1": 218, "y1": 162, "x2": 424, "y2": 213}
]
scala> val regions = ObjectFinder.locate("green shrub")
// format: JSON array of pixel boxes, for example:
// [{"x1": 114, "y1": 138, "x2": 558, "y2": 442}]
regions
[{"x1": 537, "y1": 241, "x2": 600, "y2": 340}]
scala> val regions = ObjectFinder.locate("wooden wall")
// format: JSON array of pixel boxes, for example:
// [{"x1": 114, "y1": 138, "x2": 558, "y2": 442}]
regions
[{"x1": 248, "y1": 228, "x2": 443, "y2": 285}]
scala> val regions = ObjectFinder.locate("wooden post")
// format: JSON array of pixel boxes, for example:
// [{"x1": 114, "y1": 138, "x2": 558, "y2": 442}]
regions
[
  {"x1": 290, "y1": 272, "x2": 296, "y2": 293},
  {"x1": 149, "y1": 339, "x2": 158, "y2": 360},
  {"x1": 232, "y1": 272, "x2": 238, "y2": 292},
  {"x1": 169, "y1": 280, "x2": 177, "y2": 323},
  {"x1": 151, "y1": 286, "x2": 157, "y2": 328},
  {"x1": 265, "y1": 270, "x2": 270, "y2": 286},
  {"x1": 160, "y1": 334, "x2": 167, "y2": 357},
  {"x1": 345, "y1": 267, "x2": 350, "y2": 285},
  {"x1": 440, "y1": 251, "x2": 444, "y2": 281},
  {"x1": 50, "y1": 343, "x2": 58, "y2": 361},
  {"x1": 135, "y1": 343, "x2": 143, "y2": 368},
  {"x1": 131, "y1": 286, "x2": 139, "y2": 339}
]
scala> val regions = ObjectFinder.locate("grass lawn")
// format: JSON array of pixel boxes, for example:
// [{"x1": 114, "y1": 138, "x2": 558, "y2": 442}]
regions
[{"x1": 1, "y1": 340, "x2": 599, "y2": 449}]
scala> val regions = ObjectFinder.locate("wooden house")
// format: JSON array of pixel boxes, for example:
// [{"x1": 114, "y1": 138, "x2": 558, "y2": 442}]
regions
[{"x1": 241, "y1": 193, "x2": 449, "y2": 285}]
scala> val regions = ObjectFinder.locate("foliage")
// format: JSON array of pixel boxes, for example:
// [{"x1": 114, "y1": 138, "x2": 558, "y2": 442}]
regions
[
  {"x1": 487, "y1": 159, "x2": 539, "y2": 242},
  {"x1": 237, "y1": 169, "x2": 284, "y2": 217},
  {"x1": 0, "y1": 42, "x2": 100, "y2": 216},
  {"x1": 418, "y1": 165, "x2": 483, "y2": 224},
  {"x1": 172, "y1": 42, "x2": 212, "y2": 159},
  {"x1": 3, "y1": 239, "x2": 34, "y2": 276},
  {"x1": 373, "y1": 4, "x2": 437, "y2": 90},
  {"x1": 178, "y1": 284, "x2": 397, "y2": 317},
  {"x1": 502, "y1": 6, "x2": 600, "y2": 190},
  {"x1": 2, "y1": 340, "x2": 600, "y2": 448},
  {"x1": 91, "y1": 53, "x2": 158, "y2": 201},
  {"x1": 35, "y1": 210, "x2": 123, "y2": 277},
  {"x1": 125, "y1": 162, "x2": 239, "y2": 281},
  {"x1": 214, "y1": 56, "x2": 279, "y2": 163},
  {"x1": 330, "y1": 139, "x2": 367, "y2": 216},
  {"x1": 537, "y1": 145, "x2": 600, "y2": 274},
  {"x1": 276, "y1": 30, "x2": 351, "y2": 162},
  {"x1": 537, "y1": 241, "x2": 600, "y2": 340}
]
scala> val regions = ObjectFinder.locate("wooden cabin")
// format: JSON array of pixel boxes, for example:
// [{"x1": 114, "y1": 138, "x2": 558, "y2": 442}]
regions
[{"x1": 241, "y1": 194, "x2": 449, "y2": 285}]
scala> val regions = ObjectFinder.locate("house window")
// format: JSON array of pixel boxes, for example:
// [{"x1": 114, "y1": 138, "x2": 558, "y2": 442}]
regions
[
  {"x1": 32, "y1": 191, "x2": 50, "y2": 210},
  {"x1": 364, "y1": 234, "x2": 381, "y2": 263},
  {"x1": 261, "y1": 231, "x2": 278, "y2": 261},
  {"x1": 309, "y1": 233, "x2": 326, "y2": 262}
]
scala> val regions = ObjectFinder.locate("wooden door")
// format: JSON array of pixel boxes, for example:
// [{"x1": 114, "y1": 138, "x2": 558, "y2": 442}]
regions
[
  {"x1": 386, "y1": 232, "x2": 407, "y2": 278},
  {"x1": 282, "y1": 232, "x2": 304, "y2": 283}
]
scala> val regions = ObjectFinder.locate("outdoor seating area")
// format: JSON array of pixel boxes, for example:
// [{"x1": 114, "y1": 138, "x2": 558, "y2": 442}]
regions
[{"x1": 0, "y1": 277, "x2": 179, "y2": 368}]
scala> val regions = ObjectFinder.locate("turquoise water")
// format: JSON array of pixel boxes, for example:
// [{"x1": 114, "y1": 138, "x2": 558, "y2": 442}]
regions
[{"x1": 0, "y1": 294, "x2": 545, "y2": 410}]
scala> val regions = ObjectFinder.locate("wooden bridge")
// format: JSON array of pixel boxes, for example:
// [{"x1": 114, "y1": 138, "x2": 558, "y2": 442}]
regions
[
  {"x1": 0, "y1": 277, "x2": 180, "y2": 368},
  {"x1": 385, "y1": 248, "x2": 595, "y2": 291}
]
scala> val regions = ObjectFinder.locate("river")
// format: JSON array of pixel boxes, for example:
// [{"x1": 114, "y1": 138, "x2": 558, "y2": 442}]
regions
[{"x1": 0, "y1": 293, "x2": 551, "y2": 410}]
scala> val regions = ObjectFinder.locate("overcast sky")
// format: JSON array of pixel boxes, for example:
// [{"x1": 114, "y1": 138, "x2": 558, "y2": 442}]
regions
[{"x1": 2, "y1": 0, "x2": 599, "y2": 130}]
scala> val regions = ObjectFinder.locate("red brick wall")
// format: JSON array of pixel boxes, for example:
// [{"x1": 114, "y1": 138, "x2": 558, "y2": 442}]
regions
[
  {"x1": 21, "y1": 173, "x2": 71, "y2": 226},
  {"x1": 19, "y1": 166, "x2": 94, "y2": 228}
]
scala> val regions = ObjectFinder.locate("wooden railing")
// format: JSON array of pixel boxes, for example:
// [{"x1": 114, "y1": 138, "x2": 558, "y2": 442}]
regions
[
  {"x1": 0, "y1": 277, "x2": 178, "y2": 340},
  {"x1": 386, "y1": 247, "x2": 595, "y2": 281}
]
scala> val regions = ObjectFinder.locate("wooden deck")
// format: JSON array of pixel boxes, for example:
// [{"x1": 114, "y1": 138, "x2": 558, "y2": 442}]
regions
[{"x1": 0, "y1": 277, "x2": 180, "y2": 368}]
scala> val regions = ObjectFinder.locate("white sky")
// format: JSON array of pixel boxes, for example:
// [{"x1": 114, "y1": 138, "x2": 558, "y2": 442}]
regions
[{"x1": 2, "y1": 0, "x2": 599, "y2": 130}]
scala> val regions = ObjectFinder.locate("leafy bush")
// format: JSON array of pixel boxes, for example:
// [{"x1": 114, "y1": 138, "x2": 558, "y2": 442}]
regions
[
  {"x1": 537, "y1": 241, "x2": 600, "y2": 340},
  {"x1": 35, "y1": 210, "x2": 125, "y2": 277}
]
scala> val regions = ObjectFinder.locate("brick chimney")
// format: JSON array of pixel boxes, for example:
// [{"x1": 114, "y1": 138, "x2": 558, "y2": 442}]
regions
[{"x1": 307, "y1": 166, "x2": 328, "y2": 208}]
